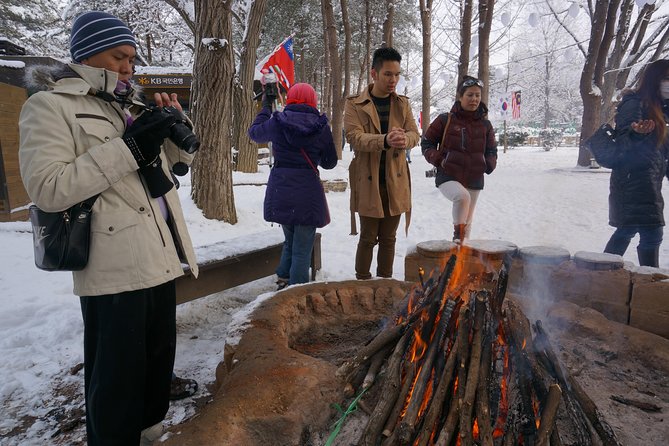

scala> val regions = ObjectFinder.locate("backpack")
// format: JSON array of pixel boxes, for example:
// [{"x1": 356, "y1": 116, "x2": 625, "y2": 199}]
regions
[{"x1": 584, "y1": 123, "x2": 624, "y2": 169}]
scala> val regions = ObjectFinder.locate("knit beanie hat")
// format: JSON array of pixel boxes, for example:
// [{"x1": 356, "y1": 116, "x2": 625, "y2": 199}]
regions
[
  {"x1": 286, "y1": 83, "x2": 318, "y2": 108},
  {"x1": 70, "y1": 12, "x2": 136, "y2": 62}
]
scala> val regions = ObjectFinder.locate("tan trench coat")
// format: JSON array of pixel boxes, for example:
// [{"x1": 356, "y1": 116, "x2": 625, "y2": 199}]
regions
[
  {"x1": 344, "y1": 85, "x2": 420, "y2": 233},
  {"x1": 19, "y1": 63, "x2": 198, "y2": 296}
]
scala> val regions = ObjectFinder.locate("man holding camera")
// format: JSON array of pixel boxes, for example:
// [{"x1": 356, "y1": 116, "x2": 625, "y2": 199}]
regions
[{"x1": 19, "y1": 12, "x2": 198, "y2": 446}]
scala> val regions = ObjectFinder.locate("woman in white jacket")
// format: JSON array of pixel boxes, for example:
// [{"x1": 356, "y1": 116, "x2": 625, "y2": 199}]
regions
[{"x1": 19, "y1": 12, "x2": 198, "y2": 446}]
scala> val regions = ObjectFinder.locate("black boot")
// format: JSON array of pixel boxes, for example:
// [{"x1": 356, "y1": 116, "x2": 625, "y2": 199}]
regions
[
  {"x1": 637, "y1": 246, "x2": 660, "y2": 267},
  {"x1": 453, "y1": 224, "x2": 466, "y2": 243}
]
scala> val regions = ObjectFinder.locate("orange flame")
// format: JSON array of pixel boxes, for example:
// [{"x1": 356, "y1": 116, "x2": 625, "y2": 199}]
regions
[
  {"x1": 492, "y1": 323, "x2": 510, "y2": 439},
  {"x1": 522, "y1": 338, "x2": 527, "y2": 350},
  {"x1": 417, "y1": 372, "x2": 434, "y2": 419},
  {"x1": 473, "y1": 418, "x2": 480, "y2": 440}
]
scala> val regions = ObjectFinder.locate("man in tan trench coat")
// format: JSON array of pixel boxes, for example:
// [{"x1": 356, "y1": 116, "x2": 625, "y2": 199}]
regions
[{"x1": 344, "y1": 47, "x2": 420, "y2": 280}]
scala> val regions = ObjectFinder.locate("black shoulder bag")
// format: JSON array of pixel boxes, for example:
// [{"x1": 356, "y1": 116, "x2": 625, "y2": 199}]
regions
[
  {"x1": 584, "y1": 124, "x2": 624, "y2": 168},
  {"x1": 29, "y1": 195, "x2": 99, "y2": 271}
]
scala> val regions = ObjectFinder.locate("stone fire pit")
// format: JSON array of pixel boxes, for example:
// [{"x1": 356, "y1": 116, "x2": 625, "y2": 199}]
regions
[
  {"x1": 162, "y1": 279, "x2": 411, "y2": 445},
  {"x1": 163, "y1": 242, "x2": 669, "y2": 445}
]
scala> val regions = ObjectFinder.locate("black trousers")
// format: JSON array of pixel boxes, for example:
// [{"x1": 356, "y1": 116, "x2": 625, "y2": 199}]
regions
[{"x1": 80, "y1": 281, "x2": 176, "y2": 446}]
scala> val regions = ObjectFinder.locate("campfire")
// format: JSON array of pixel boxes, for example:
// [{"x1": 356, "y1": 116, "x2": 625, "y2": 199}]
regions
[{"x1": 335, "y1": 251, "x2": 622, "y2": 446}]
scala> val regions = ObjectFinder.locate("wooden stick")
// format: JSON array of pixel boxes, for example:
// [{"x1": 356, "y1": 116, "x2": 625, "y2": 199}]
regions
[
  {"x1": 475, "y1": 311, "x2": 494, "y2": 446},
  {"x1": 359, "y1": 332, "x2": 410, "y2": 446},
  {"x1": 337, "y1": 319, "x2": 409, "y2": 381},
  {"x1": 414, "y1": 340, "x2": 459, "y2": 446},
  {"x1": 459, "y1": 293, "x2": 487, "y2": 445},
  {"x1": 533, "y1": 320, "x2": 592, "y2": 446},
  {"x1": 362, "y1": 345, "x2": 392, "y2": 390},
  {"x1": 338, "y1": 256, "x2": 455, "y2": 383},
  {"x1": 434, "y1": 306, "x2": 470, "y2": 446},
  {"x1": 381, "y1": 360, "x2": 417, "y2": 439},
  {"x1": 610, "y1": 395, "x2": 662, "y2": 413},
  {"x1": 536, "y1": 384, "x2": 562, "y2": 446},
  {"x1": 567, "y1": 374, "x2": 623, "y2": 446},
  {"x1": 397, "y1": 298, "x2": 459, "y2": 443},
  {"x1": 434, "y1": 391, "x2": 460, "y2": 446},
  {"x1": 503, "y1": 319, "x2": 537, "y2": 444}
]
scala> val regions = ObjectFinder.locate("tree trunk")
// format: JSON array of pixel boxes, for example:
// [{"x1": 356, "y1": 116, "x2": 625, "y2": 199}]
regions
[
  {"x1": 360, "y1": 0, "x2": 372, "y2": 93},
  {"x1": 419, "y1": 0, "x2": 432, "y2": 134},
  {"x1": 340, "y1": 0, "x2": 351, "y2": 157},
  {"x1": 457, "y1": 0, "x2": 473, "y2": 93},
  {"x1": 544, "y1": 55, "x2": 550, "y2": 129},
  {"x1": 578, "y1": 0, "x2": 613, "y2": 167},
  {"x1": 323, "y1": 0, "x2": 344, "y2": 157},
  {"x1": 382, "y1": 0, "x2": 394, "y2": 48},
  {"x1": 232, "y1": 0, "x2": 268, "y2": 173},
  {"x1": 477, "y1": 0, "x2": 494, "y2": 105},
  {"x1": 190, "y1": 0, "x2": 237, "y2": 223}
]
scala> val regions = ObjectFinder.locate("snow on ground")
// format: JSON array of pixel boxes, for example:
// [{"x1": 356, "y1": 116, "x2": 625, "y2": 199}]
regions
[{"x1": 1, "y1": 145, "x2": 668, "y2": 445}]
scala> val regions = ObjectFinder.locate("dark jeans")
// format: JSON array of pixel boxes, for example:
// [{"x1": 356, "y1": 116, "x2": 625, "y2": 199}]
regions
[
  {"x1": 355, "y1": 184, "x2": 402, "y2": 279},
  {"x1": 604, "y1": 225, "x2": 663, "y2": 255},
  {"x1": 276, "y1": 224, "x2": 316, "y2": 285},
  {"x1": 80, "y1": 281, "x2": 176, "y2": 446}
]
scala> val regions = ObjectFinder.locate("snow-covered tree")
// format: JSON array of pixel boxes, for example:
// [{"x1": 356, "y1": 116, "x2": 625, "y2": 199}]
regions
[{"x1": 0, "y1": 0, "x2": 68, "y2": 58}]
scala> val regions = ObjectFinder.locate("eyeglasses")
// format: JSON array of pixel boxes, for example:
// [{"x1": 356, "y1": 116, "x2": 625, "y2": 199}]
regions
[{"x1": 462, "y1": 78, "x2": 484, "y2": 88}]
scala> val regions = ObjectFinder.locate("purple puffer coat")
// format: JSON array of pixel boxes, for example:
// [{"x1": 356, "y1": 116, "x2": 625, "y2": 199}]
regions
[{"x1": 248, "y1": 104, "x2": 338, "y2": 227}]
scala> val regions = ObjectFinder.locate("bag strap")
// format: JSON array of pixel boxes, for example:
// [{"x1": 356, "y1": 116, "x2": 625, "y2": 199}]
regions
[
  {"x1": 79, "y1": 194, "x2": 100, "y2": 211},
  {"x1": 299, "y1": 148, "x2": 319, "y2": 174},
  {"x1": 438, "y1": 113, "x2": 453, "y2": 151}
]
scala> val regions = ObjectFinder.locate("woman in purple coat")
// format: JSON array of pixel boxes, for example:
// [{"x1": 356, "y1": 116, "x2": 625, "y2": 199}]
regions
[{"x1": 249, "y1": 83, "x2": 337, "y2": 288}]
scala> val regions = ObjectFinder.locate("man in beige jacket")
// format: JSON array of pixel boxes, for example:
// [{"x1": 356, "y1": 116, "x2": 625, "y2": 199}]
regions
[
  {"x1": 19, "y1": 12, "x2": 198, "y2": 446},
  {"x1": 344, "y1": 47, "x2": 420, "y2": 280}
]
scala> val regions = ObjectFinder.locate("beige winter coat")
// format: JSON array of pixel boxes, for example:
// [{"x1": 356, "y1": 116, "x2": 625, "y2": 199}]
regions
[
  {"x1": 19, "y1": 63, "x2": 198, "y2": 296},
  {"x1": 344, "y1": 85, "x2": 420, "y2": 232}
]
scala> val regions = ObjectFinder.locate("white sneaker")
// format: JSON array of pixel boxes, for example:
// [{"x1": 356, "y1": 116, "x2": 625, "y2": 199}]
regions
[{"x1": 140, "y1": 422, "x2": 164, "y2": 446}]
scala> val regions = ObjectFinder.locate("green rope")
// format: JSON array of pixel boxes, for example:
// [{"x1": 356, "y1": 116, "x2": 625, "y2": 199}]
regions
[{"x1": 324, "y1": 387, "x2": 368, "y2": 446}]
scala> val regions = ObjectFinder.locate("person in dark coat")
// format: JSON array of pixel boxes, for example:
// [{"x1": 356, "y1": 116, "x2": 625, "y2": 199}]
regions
[
  {"x1": 603, "y1": 59, "x2": 669, "y2": 267},
  {"x1": 421, "y1": 75, "x2": 498, "y2": 242},
  {"x1": 249, "y1": 82, "x2": 337, "y2": 288}
]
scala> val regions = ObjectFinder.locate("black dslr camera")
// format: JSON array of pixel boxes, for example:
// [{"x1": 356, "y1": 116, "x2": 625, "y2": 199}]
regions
[{"x1": 148, "y1": 105, "x2": 200, "y2": 155}]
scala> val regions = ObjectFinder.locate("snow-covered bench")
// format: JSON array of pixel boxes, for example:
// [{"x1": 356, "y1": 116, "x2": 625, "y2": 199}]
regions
[{"x1": 175, "y1": 230, "x2": 322, "y2": 304}]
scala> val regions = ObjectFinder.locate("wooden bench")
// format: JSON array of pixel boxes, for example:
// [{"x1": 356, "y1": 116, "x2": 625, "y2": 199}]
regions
[{"x1": 175, "y1": 231, "x2": 322, "y2": 304}]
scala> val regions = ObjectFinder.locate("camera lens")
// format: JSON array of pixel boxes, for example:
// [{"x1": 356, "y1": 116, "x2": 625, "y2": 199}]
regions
[{"x1": 170, "y1": 122, "x2": 200, "y2": 154}]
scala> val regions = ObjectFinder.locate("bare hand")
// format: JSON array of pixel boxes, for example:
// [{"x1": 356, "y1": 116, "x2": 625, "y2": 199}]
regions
[
  {"x1": 631, "y1": 119, "x2": 655, "y2": 134},
  {"x1": 154, "y1": 92, "x2": 182, "y2": 112},
  {"x1": 386, "y1": 127, "x2": 407, "y2": 149}
]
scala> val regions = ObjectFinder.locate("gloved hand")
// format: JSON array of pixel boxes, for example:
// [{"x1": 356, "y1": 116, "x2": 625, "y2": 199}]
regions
[
  {"x1": 123, "y1": 111, "x2": 176, "y2": 168},
  {"x1": 262, "y1": 82, "x2": 278, "y2": 109},
  {"x1": 485, "y1": 154, "x2": 497, "y2": 174}
]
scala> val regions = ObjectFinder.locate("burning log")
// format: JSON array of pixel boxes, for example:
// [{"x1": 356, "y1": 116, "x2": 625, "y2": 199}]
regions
[
  {"x1": 433, "y1": 302, "x2": 470, "y2": 446},
  {"x1": 475, "y1": 319, "x2": 494, "y2": 446},
  {"x1": 533, "y1": 320, "x2": 622, "y2": 446},
  {"x1": 334, "y1": 250, "x2": 615, "y2": 446},
  {"x1": 536, "y1": 384, "x2": 562, "y2": 446},
  {"x1": 359, "y1": 332, "x2": 410, "y2": 446},
  {"x1": 338, "y1": 257, "x2": 457, "y2": 385},
  {"x1": 414, "y1": 339, "x2": 459, "y2": 446},
  {"x1": 363, "y1": 346, "x2": 392, "y2": 390},
  {"x1": 458, "y1": 293, "x2": 487, "y2": 445}
]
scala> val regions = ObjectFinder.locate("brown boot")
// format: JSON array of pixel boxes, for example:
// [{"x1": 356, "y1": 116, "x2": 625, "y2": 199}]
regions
[{"x1": 453, "y1": 224, "x2": 466, "y2": 243}]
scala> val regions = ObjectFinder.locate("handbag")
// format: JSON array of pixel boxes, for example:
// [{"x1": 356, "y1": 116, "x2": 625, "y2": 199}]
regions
[
  {"x1": 29, "y1": 195, "x2": 99, "y2": 271},
  {"x1": 584, "y1": 123, "x2": 623, "y2": 168},
  {"x1": 300, "y1": 148, "x2": 331, "y2": 226},
  {"x1": 426, "y1": 113, "x2": 454, "y2": 178}
]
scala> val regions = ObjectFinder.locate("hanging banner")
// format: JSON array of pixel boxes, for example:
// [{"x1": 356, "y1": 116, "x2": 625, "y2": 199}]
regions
[{"x1": 512, "y1": 90, "x2": 522, "y2": 119}]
